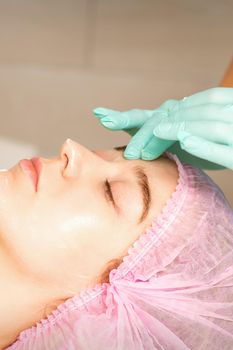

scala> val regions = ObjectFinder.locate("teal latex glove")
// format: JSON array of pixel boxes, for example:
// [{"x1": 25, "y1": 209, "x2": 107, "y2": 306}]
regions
[{"x1": 93, "y1": 87, "x2": 233, "y2": 170}]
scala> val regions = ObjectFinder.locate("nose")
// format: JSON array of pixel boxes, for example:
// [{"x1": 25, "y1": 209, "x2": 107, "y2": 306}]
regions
[{"x1": 60, "y1": 138, "x2": 102, "y2": 178}]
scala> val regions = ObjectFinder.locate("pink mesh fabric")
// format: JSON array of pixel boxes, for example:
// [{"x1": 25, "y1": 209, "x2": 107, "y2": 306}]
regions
[{"x1": 6, "y1": 152, "x2": 233, "y2": 350}]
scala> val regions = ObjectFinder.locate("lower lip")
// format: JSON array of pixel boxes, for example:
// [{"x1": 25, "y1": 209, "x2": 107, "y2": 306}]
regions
[{"x1": 19, "y1": 159, "x2": 38, "y2": 191}]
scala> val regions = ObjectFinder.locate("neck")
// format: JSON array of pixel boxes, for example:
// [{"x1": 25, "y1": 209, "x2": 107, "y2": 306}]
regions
[{"x1": 0, "y1": 248, "x2": 52, "y2": 349}]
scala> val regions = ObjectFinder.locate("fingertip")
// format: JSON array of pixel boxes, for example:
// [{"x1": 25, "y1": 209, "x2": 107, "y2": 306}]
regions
[
  {"x1": 141, "y1": 150, "x2": 157, "y2": 160},
  {"x1": 153, "y1": 130, "x2": 166, "y2": 139},
  {"x1": 93, "y1": 107, "x2": 115, "y2": 117},
  {"x1": 153, "y1": 122, "x2": 173, "y2": 139},
  {"x1": 177, "y1": 130, "x2": 191, "y2": 143},
  {"x1": 93, "y1": 109, "x2": 106, "y2": 118},
  {"x1": 180, "y1": 135, "x2": 200, "y2": 150},
  {"x1": 123, "y1": 149, "x2": 139, "y2": 159},
  {"x1": 100, "y1": 118, "x2": 116, "y2": 128},
  {"x1": 153, "y1": 129, "x2": 159, "y2": 137},
  {"x1": 180, "y1": 142, "x2": 186, "y2": 151},
  {"x1": 141, "y1": 155, "x2": 156, "y2": 161}
]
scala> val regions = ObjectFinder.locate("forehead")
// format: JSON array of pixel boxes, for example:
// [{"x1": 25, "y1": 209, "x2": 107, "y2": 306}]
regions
[
  {"x1": 95, "y1": 146, "x2": 175, "y2": 171},
  {"x1": 94, "y1": 147, "x2": 125, "y2": 162},
  {"x1": 95, "y1": 146, "x2": 177, "y2": 174}
]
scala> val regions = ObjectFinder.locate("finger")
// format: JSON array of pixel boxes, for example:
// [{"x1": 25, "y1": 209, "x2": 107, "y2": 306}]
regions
[
  {"x1": 141, "y1": 138, "x2": 176, "y2": 160},
  {"x1": 123, "y1": 117, "x2": 161, "y2": 159},
  {"x1": 174, "y1": 87, "x2": 233, "y2": 110},
  {"x1": 163, "y1": 103, "x2": 233, "y2": 123},
  {"x1": 157, "y1": 99, "x2": 178, "y2": 112},
  {"x1": 94, "y1": 107, "x2": 139, "y2": 136},
  {"x1": 124, "y1": 127, "x2": 139, "y2": 137},
  {"x1": 153, "y1": 120, "x2": 233, "y2": 146},
  {"x1": 93, "y1": 108, "x2": 155, "y2": 130},
  {"x1": 93, "y1": 107, "x2": 120, "y2": 118},
  {"x1": 179, "y1": 134, "x2": 233, "y2": 170}
]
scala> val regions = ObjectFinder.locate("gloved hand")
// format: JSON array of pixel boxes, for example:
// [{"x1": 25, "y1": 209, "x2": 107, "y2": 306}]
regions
[{"x1": 93, "y1": 87, "x2": 233, "y2": 170}]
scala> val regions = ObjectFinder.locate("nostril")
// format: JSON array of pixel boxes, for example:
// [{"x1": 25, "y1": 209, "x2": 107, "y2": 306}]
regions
[{"x1": 62, "y1": 153, "x2": 69, "y2": 170}]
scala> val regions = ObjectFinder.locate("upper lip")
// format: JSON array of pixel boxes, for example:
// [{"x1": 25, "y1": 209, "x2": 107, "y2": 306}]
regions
[
  {"x1": 31, "y1": 157, "x2": 41, "y2": 191},
  {"x1": 19, "y1": 157, "x2": 42, "y2": 192}
]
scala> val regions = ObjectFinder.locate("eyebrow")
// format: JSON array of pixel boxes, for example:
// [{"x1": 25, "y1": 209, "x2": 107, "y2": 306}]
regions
[{"x1": 114, "y1": 146, "x2": 152, "y2": 224}]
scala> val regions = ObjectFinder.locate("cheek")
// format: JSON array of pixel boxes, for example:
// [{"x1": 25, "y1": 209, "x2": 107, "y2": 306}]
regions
[
  {"x1": 1, "y1": 180, "x2": 141, "y2": 293},
  {"x1": 27, "y1": 203, "x2": 105, "y2": 277},
  {"x1": 6, "y1": 192, "x2": 114, "y2": 287}
]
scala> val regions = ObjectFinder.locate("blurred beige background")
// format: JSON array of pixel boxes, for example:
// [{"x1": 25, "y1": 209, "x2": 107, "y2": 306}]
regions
[{"x1": 0, "y1": 0, "x2": 232, "y2": 206}]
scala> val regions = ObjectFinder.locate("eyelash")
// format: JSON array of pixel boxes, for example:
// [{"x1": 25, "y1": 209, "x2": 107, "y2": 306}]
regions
[{"x1": 105, "y1": 179, "x2": 115, "y2": 206}]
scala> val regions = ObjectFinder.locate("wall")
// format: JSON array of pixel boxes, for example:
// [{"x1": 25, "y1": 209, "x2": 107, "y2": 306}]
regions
[{"x1": 0, "y1": 0, "x2": 232, "y2": 205}]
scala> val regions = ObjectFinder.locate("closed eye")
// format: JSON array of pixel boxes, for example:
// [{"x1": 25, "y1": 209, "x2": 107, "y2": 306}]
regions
[{"x1": 104, "y1": 179, "x2": 115, "y2": 207}]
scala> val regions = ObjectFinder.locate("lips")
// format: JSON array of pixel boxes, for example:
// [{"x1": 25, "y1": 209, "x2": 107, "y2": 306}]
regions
[{"x1": 19, "y1": 157, "x2": 41, "y2": 191}]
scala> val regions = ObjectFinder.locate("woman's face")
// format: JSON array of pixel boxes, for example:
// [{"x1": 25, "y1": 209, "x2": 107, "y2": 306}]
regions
[{"x1": 0, "y1": 139, "x2": 178, "y2": 295}]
